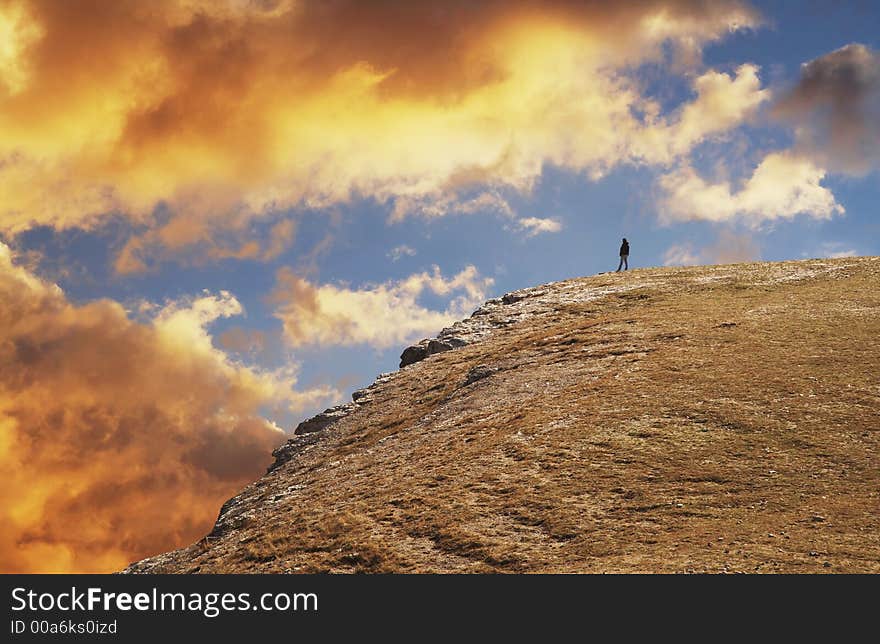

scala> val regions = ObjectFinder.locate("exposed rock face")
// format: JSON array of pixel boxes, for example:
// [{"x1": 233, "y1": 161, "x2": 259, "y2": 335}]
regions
[
  {"x1": 268, "y1": 431, "x2": 328, "y2": 473},
  {"x1": 400, "y1": 339, "x2": 459, "y2": 367},
  {"x1": 269, "y1": 373, "x2": 399, "y2": 472},
  {"x1": 124, "y1": 258, "x2": 880, "y2": 574},
  {"x1": 398, "y1": 281, "x2": 641, "y2": 368},
  {"x1": 293, "y1": 403, "x2": 356, "y2": 436}
]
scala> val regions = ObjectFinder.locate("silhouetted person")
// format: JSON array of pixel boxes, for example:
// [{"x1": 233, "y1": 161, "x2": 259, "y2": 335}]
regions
[{"x1": 617, "y1": 238, "x2": 629, "y2": 272}]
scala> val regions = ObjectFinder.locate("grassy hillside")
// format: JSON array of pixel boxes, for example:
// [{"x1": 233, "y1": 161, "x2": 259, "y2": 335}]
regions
[{"x1": 125, "y1": 257, "x2": 880, "y2": 573}]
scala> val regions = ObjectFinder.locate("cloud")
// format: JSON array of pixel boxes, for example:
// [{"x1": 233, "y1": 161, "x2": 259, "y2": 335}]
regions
[
  {"x1": 663, "y1": 242, "x2": 702, "y2": 266},
  {"x1": 824, "y1": 249, "x2": 858, "y2": 259},
  {"x1": 218, "y1": 326, "x2": 268, "y2": 356},
  {"x1": 663, "y1": 230, "x2": 759, "y2": 266},
  {"x1": 0, "y1": 242, "x2": 335, "y2": 572},
  {"x1": 658, "y1": 151, "x2": 844, "y2": 224},
  {"x1": 516, "y1": 217, "x2": 564, "y2": 236},
  {"x1": 0, "y1": 0, "x2": 43, "y2": 96},
  {"x1": 394, "y1": 188, "x2": 564, "y2": 238},
  {"x1": 0, "y1": 0, "x2": 763, "y2": 266},
  {"x1": 774, "y1": 43, "x2": 880, "y2": 175},
  {"x1": 703, "y1": 230, "x2": 760, "y2": 263},
  {"x1": 391, "y1": 191, "x2": 516, "y2": 223},
  {"x1": 387, "y1": 245, "x2": 417, "y2": 262},
  {"x1": 270, "y1": 265, "x2": 493, "y2": 349},
  {"x1": 114, "y1": 216, "x2": 298, "y2": 274},
  {"x1": 666, "y1": 64, "x2": 771, "y2": 156},
  {"x1": 816, "y1": 242, "x2": 858, "y2": 259}
]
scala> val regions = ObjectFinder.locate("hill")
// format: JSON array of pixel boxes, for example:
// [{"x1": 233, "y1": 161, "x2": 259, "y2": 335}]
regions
[{"x1": 124, "y1": 257, "x2": 880, "y2": 573}]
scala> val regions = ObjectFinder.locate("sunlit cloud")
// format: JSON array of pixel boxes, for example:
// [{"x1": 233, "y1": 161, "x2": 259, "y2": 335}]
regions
[
  {"x1": 658, "y1": 152, "x2": 844, "y2": 225},
  {"x1": 0, "y1": 242, "x2": 336, "y2": 572},
  {"x1": 270, "y1": 265, "x2": 493, "y2": 349},
  {"x1": 0, "y1": 0, "x2": 762, "y2": 267},
  {"x1": 516, "y1": 217, "x2": 563, "y2": 237}
]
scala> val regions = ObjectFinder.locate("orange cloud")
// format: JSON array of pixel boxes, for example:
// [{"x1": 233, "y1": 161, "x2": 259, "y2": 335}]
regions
[
  {"x1": 0, "y1": 0, "x2": 762, "y2": 267},
  {"x1": 271, "y1": 265, "x2": 493, "y2": 349},
  {"x1": 0, "y1": 242, "x2": 336, "y2": 572}
]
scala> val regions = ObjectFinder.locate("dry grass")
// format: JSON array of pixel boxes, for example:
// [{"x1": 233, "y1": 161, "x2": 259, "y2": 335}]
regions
[{"x1": 126, "y1": 258, "x2": 880, "y2": 574}]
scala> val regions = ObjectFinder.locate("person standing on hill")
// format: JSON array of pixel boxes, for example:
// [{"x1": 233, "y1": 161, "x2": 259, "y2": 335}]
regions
[{"x1": 617, "y1": 238, "x2": 629, "y2": 272}]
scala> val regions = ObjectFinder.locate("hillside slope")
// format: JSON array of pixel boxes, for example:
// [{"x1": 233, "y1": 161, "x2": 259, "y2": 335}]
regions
[{"x1": 125, "y1": 258, "x2": 880, "y2": 573}]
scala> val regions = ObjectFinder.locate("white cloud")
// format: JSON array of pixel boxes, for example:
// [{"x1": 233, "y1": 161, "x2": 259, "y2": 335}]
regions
[
  {"x1": 271, "y1": 265, "x2": 493, "y2": 349},
  {"x1": 817, "y1": 242, "x2": 858, "y2": 259},
  {"x1": 659, "y1": 152, "x2": 844, "y2": 225},
  {"x1": 825, "y1": 250, "x2": 858, "y2": 259},
  {"x1": 387, "y1": 245, "x2": 417, "y2": 262},
  {"x1": 390, "y1": 190, "x2": 515, "y2": 222},
  {"x1": 663, "y1": 243, "x2": 701, "y2": 266},
  {"x1": 516, "y1": 216, "x2": 563, "y2": 237},
  {"x1": 667, "y1": 64, "x2": 771, "y2": 157}
]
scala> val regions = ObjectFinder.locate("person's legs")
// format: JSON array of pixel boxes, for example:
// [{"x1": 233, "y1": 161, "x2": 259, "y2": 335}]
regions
[
  {"x1": 616, "y1": 257, "x2": 623, "y2": 272},
  {"x1": 624, "y1": 255, "x2": 628, "y2": 270}
]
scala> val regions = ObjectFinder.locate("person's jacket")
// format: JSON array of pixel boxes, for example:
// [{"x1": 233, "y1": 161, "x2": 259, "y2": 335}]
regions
[{"x1": 620, "y1": 241, "x2": 629, "y2": 256}]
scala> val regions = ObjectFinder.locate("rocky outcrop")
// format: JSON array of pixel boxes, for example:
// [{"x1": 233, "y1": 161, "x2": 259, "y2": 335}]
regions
[
  {"x1": 397, "y1": 279, "x2": 650, "y2": 368},
  {"x1": 399, "y1": 338, "x2": 465, "y2": 367},
  {"x1": 268, "y1": 372, "x2": 397, "y2": 472},
  {"x1": 293, "y1": 403, "x2": 356, "y2": 436},
  {"x1": 268, "y1": 429, "x2": 331, "y2": 473}
]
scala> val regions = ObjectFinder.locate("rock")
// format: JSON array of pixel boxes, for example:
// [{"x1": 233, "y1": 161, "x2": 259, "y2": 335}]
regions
[
  {"x1": 267, "y1": 431, "x2": 327, "y2": 472},
  {"x1": 293, "y1": 402, "x2": 356, "y2": 435},
  {"x1": 502, "y1": 288, "x2": 546, "y2": 305},
  {"x1": 399, "y1": 343, "x2": 429, "y2": 368},
  {"x1": 351, "y1": 374, "x2": 394, "y2": 404},
  {"x1": 399, "y1": 338, "x2": 459, "y2": 367},
  {"x1": 437, "y1": 334, "x2": 469, "y2": 348},
  {"x1": 427, "y1": 338, "x2": 455, "y2": 354},
  {"x1": 470, "y1": 299, "x2": 501, "y2": 316},
  {"x1": 463, "y1": 364, "x2": 498, "y2": 386},
  {"x1": 399, "y1": 287, "x2": 561, "y2": 368}
]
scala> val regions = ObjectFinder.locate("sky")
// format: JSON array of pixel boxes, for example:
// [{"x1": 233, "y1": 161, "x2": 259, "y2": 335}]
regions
[{"x1": 1, "y1": 0, "x2": 878, "y2": 572}]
